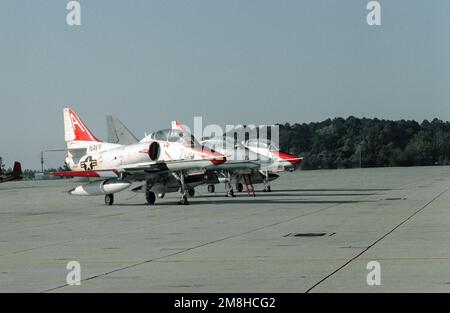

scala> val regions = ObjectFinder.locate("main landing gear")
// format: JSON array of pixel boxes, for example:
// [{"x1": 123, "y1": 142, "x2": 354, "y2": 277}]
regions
[
  {"x1": 226, "y1": 189, "x2": 235, "y2": 197},
  {"x1": 145, "y1": 180, "x2": 156, "y2": 205},
  {"x1": 104, "y1": 194, "x2": 114, "y2": 206},
  {"x1": 146, "y1": 190, "x2": 156, "y2": 205},
  {"x1": 223, "y1": 171, "x2": 235, "y2": 197}
]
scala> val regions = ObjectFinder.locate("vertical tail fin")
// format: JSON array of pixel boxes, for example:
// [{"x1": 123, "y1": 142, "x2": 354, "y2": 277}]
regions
[
  {"x1": 64, "y1": 108, "x2": 101, "y2": 143},
  {"x1": 106, "y1": 115, "x2": 139, "y2": 145},
  {"x1": 171, "y1": 121, "x2": 187, "y2": 132},
  {"x1": 12, "y1": 162, "x2": 22, "y2": 177}
]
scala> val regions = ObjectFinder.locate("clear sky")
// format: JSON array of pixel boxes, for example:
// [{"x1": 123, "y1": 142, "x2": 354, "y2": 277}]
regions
[{"x1": 1, "y1": 0, "x2": 449, "y2": 169}]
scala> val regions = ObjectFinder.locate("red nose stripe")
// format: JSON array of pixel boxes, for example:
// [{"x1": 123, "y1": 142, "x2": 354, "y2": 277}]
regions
[
  {"x1": 191, "y1": 148, "x2": 227, "y2": 165},
  {"x1": 211, "y1": 156, "x2": 226, "y2": 165},
  {"x1": 276, "y1": 152, "x2": 302, "y2": 165}
]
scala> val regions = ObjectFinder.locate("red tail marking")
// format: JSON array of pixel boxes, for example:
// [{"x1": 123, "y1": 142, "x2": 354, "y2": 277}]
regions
[
  {"x1": 68, "y1": 109, "x2": 101, "y2": 142},
  {"x1": 12, "y1": 162, "x2": 22, "y2": 176}
]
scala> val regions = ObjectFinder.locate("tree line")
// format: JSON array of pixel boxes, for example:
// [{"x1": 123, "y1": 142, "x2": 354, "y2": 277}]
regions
[{"x1": 278, "y1": 117, "x2": 450, "y2": 170}]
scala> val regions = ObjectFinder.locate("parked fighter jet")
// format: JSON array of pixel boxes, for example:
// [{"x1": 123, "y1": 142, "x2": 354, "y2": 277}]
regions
[
  {"x1": 53, "y1": 108, "x2": 226, "y2": 205},
  {"x1": 0, "y1": 160, "x2": 22, "y2": 183},
  {"x1": 243, "y1": 138, "x2": 302, "y2": 191},
  {"x1": 170, "y1": 122, "x2": 266, "y2": 197},
  {"x1": 172, "y1": 121, "x2": 302, "y2": 194},
  {"x1": 105, "y1": 116, "x2": 302, "y2": 196}
]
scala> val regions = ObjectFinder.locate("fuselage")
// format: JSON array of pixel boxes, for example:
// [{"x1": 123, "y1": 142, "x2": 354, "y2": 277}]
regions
[{"x1": 67, "y1": 139, "x2": 225, "y2": 174}]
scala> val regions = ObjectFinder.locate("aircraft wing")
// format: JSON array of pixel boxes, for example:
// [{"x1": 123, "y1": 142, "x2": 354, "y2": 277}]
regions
[
  {"x1": 206, "y1": 160, "x2": 261, "y2": 171},
  {"x1": 53, "y1": 163, "x2": 169, "y2": 179},
  {"x1": 53, "y1": 159, "x2": 214, "y2": 179},
  {"x1": 106, "y1": 115, "x2": 139, "y2": 145},
  {"x1": 0, "y1": 176, "x2": 20, "y2": 183},
  {"x1": 123, "y1": 159, "x2": 216, "y2": 172}
]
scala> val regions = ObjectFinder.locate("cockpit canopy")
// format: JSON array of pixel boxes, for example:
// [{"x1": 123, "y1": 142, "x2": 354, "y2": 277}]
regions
[
  {"x1": 149, "y1": 129, "x2": 200, "y2": 147},
  {"x1": 202, "y1": 136, "x2": 241, "y2": 150},
  {"x1": 244, "y1": 138, "x2": 279, "y2": 151}
]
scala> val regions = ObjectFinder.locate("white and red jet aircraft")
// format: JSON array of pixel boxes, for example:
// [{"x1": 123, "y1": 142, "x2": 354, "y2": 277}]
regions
[
  {"x1": 53, "y1": 108, "x2": 226, "y2": 205},
  {"x1": 243, "y1": 138, "x2": 302, "y2": 191},
  {"x1": 171, "y1": 121, "x2": 302, "y2": 194}
]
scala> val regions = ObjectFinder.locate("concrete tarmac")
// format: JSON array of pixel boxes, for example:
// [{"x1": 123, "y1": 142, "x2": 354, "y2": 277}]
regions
[{"x1": 1, "y1": 166, "x2": 450, "y2": 292}]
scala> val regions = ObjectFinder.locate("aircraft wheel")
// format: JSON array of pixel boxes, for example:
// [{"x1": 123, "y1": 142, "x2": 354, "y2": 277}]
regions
[
  {"x1": 236, "y1": 183, "x2": 243, "y2": 193},
  {"x1": 188, "y1": 188, "x2": 195, "y2": 197},
  {"x1": 157, "y1": 193, "x2": 165, "y2": 198},
  {"x1": 264, "y1": 186, "x2": 272, "y2": 192},
  {"x1": 146, "y1": 191, "x2": 156, "y2": 205},
  {"x1": 207, "y1": 184, "x2": 215, "y2": 193},
  {"x1": 178, "y1": 196, "x2": 189, "y2": 205},
  {"x1": 226, "y1": 190, "x2": 235, "y2": 198},
  {"x1": 104, "y1": 194, "x2": 114, "y2": 206}
]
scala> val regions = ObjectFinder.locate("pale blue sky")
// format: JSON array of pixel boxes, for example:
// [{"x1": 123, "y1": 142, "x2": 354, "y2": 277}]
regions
[{"x1": 1, "y1": 0, "x2": 449, "y2": 169}]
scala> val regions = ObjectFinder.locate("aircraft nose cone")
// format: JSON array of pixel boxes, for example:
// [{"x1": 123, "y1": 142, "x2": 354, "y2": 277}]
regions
[
  {"x1": 290, "y1": 157, "x2": 302, "y2": 166},
  {"x1": 211, "y1": 155, "x2": 226, "y2": 165},
  {"x1": 277, "y1": 152, "x2": 302, "y2": 165},
  {"x1": 193, "y1": 147, "x2": 227, "y2": 165}
]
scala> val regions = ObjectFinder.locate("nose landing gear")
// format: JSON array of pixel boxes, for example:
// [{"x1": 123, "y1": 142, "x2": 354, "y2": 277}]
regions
[
  {"x1": 145, "y1": 180, "x2": 156, "y2": 205},
  {"x1": 225, "y1": 171, "x2": 236, "y2": 197},
  {"x1": 263, "y1": 170, "x2": 272, "y2": 192},
  {"x1": 178, "y1": 171, "x2": 190, "y2": 205}
]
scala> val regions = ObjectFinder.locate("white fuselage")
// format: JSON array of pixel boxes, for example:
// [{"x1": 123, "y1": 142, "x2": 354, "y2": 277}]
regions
[{"x1": 67, "y1": 140, "x2": 223, "y2": 173}]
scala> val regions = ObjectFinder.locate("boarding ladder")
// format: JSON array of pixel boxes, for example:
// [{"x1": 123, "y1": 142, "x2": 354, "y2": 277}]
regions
[{"x1": 243, "y1": 174, "x2": 256, "y2": 197}]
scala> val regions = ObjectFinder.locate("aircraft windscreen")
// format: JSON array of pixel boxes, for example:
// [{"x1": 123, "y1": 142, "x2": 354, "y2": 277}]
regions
[
  {"x1": 246, "y1": 139, "x2": 279, "y2": 151},
  {"x1": 203, "y1": 137, "x2": 240, "y2": 150},
  {"x1": 152, "y1": 129, "x2": 200, "y2": 148}
]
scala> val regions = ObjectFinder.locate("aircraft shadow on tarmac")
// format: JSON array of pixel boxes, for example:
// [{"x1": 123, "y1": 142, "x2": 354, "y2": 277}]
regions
[
  {"x1": 183, "y1": 198, "x2": 376, "y2": 205},
  {"x1": 117, "y1": 188, "x2": 380, "y2": 206},
  {"x1": 271, "y1": 188, "x2": 392, "y2": 192},
  {"x1": 112, "y1": 188, "x2": 386, "y2": 206},
  {"x1": 117, "y1": 198, "x2": 376, "y2": 206},
  {"x1": 195, "y1": 192, "x2": 381, "y2": 198}
]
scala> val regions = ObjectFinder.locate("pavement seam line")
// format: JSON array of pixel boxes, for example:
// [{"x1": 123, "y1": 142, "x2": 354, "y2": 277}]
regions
[
  {"x1": 41, "y1": 201, "x2": 349, "y2": 293},
  {"x1": 305, "y1": 184, "x2": 450, "y2": 293}
]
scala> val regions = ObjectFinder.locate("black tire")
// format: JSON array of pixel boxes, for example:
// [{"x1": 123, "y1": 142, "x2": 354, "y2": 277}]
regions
[
  {"x1": 207, "y1": 184, "x2": 215, "y2": 193},
  {"x1": 104, "y1": 194, "x2": 114, "y2": 206},
  {"x1": 267, "y1": 186, "x2": 272, "y2": 192},
  {"x1": 236, "y1": 183, "x2": 244, "y2": 193},
  {"x1": 226, "y1": 190, "x2": 235, "y2": 197},
  {"x1": 178, "y1": 196, "x2": 189, "y2": 205},
  {"x1": 188, "y1": 188, "x2": 195, "y2": 197},
  {"x1": 146, "y1": 191, "x2": 156, "y2": 205}
]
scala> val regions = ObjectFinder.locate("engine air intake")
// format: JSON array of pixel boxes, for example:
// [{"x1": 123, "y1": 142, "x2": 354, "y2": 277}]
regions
[{"x1": 148, "y1": 142, "x2": 160, "y2": 161}]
